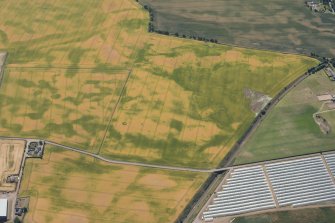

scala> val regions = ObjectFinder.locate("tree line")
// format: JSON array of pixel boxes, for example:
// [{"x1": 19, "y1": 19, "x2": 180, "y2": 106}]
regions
[{"x1": 138, "y1": 2, "x2": 219, "y2": 43}]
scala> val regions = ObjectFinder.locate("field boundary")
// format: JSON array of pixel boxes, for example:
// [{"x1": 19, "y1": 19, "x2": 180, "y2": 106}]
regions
[
  {"x1": 96, "y1": 69, "x2": 132, "y2": 154},
  {"x1": 0, "y1": 52, "x2": 8, "y2": 88}
]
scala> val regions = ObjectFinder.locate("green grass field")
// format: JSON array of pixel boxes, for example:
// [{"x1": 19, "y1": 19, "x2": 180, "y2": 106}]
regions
[
  {"x1": 0, "y1": 0, "x2": 318, "y2": 169},
  {"x1": 233, "y1": 207, "x2": 335, "y2": 223},
  {"x1": 139, "y1": 0, "x2": 335, "y2": 57},
  {"x1": 235, "y1": 71, "x2": 335, "y2": 164}
]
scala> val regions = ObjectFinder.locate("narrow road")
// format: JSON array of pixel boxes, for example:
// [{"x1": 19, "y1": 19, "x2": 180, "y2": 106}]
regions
[
  {"x1": 1, "y1": 135, "x2": 334, "y2": 175},
  {"x1": 0, "y1": 135, "x2": 231, "y2": 173},
  {"x1": 314, "y1": 107, "x2": 335, "y2": 117},
  {"x1": 47, "y1": 141, "x2": 225, "y2": 173}
]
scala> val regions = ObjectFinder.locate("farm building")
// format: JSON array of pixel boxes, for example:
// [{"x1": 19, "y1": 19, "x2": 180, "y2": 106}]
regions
[{"x1": 0, "y1": 199, "x2": 7, "y2": 222}]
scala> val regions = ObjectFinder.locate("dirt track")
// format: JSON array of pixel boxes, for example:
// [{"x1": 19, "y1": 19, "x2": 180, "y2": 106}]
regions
[{"x1": 0, "y1": 52, "x2": 7, "y2": 88}]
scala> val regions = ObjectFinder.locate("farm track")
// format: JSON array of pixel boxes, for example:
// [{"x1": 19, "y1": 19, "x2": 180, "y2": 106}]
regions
[
  {"x1": 1, "y1": 135, "x2": 335, "y2": 175},
  {"x1": 96, "y1": 69, "x2": 132, "y2": 155},
  {"x1": 0, "y1": 52, "x2": 8, "y2": 88},
  {"x1": 0, "y1": 135, "x2": 226, "y2": 173}
]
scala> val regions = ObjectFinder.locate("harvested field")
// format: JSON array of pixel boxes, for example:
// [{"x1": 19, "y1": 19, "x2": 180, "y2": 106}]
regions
[
  {"x1": 0, "y1": 0, "x2": 318, "y2": 168},
  {"x1": 19, "y1": 146, "x2": 208, "y2": 223},
  {"x1": 236, "y1": 71, "x2": 335, "y2": 164},
  {"x1": 0, "y1": 139, "x2": 25, "y2": 191},
  {"x1": 139, "y1": 0, "x2": 335, "y2": 57}
]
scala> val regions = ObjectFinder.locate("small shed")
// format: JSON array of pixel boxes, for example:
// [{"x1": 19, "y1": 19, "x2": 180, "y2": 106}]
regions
[{"x1": 0, "y1": 199, "x2": 7, "y2": 221}]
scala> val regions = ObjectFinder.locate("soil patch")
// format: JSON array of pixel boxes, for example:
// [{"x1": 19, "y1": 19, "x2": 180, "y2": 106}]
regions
[
  {"x1": 314, "y1": 114, "x2": 331, "y2": 134},
  {"x1": 244, "y1": 88, "x2": 272, "y2": 114}
]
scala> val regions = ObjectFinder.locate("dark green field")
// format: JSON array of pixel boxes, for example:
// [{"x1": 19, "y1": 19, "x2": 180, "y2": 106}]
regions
[
  {"x1": 233, "y1": 207, "x2": 335, "y2": 223},
  {"x1": 235, "y1": 71, "x2": 335, "y2": 164},
  {"x1": 139, "y1": 0, "x2": 335, "y2": 57}
]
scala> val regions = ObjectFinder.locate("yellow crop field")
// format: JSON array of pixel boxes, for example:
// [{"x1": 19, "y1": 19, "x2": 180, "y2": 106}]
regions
[
  {"x1": 19, "y1": 146, "x2": 207, "y2": 223},
  {"x1": 0, "y1": 0, "x2": 321, "y2": 222},
  {"x1": 0, "y1": 0, "x2": 318, "y2": 169},
  {"x1": 0, "y1": 67, "x2": 128, "y2": 149}
]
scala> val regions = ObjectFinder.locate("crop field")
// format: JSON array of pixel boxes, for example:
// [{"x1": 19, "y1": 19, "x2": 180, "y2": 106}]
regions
[
  {"x1": 0, "y1": 0, "x2": 318, "y2": 168},
  {"x1": 99, "y1": 51, "x2": 316, "y2": 168},
  {"x1": 0, "y1": 139, "x2": 25, "y2": 191},
  {"x1": 235, "y1": 71, "x2": 335, "y2": 164},
  {"x1": 19, "y1": 146, "x2": 207, "y2": 223},
  {"x1": 0, "y1": 67, "x2": 129, "y2": 149},
  {"x1": 233, "y1": 207, "x2": 335, "y2": 223},
  {"x1": 139, "y1": 0, "x2": 335, "y2": 57}
]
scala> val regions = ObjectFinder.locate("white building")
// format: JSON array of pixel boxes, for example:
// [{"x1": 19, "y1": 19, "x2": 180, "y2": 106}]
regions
[{"x1": 0, "y1": 199, "x2": 7, "y2": 221}]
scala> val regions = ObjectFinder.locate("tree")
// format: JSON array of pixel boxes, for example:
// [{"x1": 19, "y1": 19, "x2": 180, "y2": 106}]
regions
[{"x1": 14, "y1": 217, "x2": 21, "y2": 223}]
